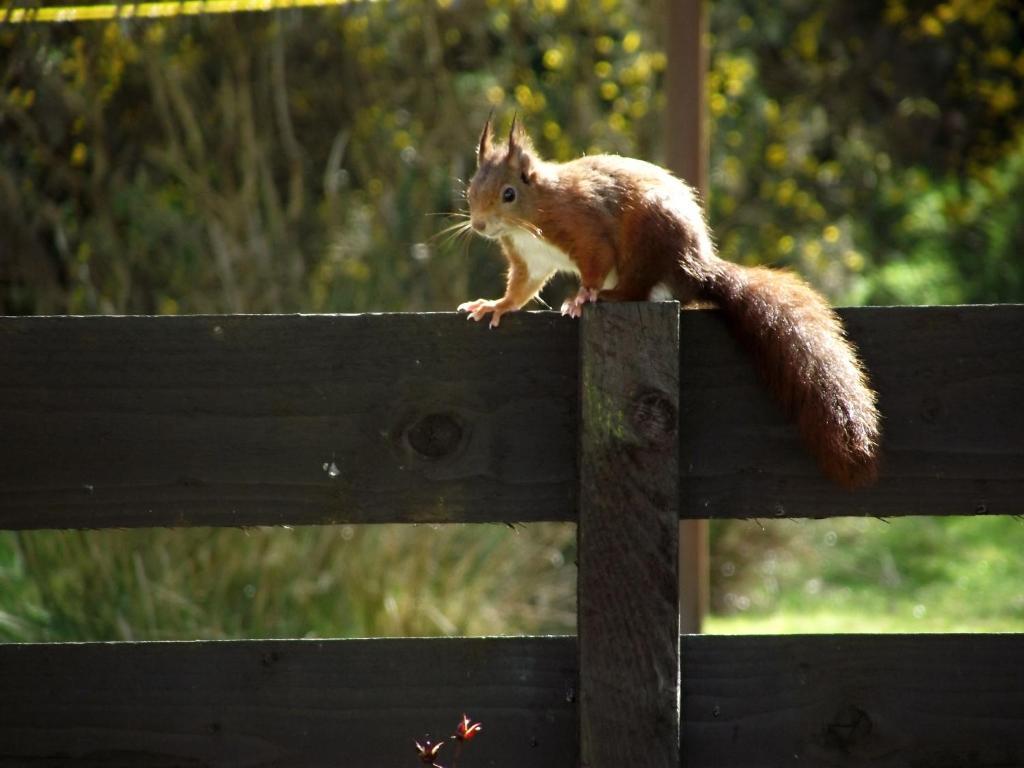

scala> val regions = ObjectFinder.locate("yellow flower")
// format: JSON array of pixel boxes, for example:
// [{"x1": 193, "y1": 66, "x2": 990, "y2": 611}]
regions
[
  {"x1": 622, "y1": 31, "x2": 641, "y2": 54},
  {"x1": 765, "y1": 143, "x2": 787, "y2": 167},
  {"x1": 543, "y1": 48, "x2": 564, "y2": 70},
  {"x1": 884, "y1": 1, "x2": 907, "y2": 24},
  {"x1": 600, "y1": 81, "x2": 619, "y2": 101},
  {"x1": 986, "y1": 48, "x2": 1012, "y2": 68},
  {"x1": 802, "y1": 240, "x2": 822, "y2": 260},
  {"x1": 70, "y1": 142, "x2": 88, "y2": 167},
  {"x1": 486, "y1": 85, "x2": 505, "y2": 106},
  {"x1": 988, "y1": 81, "x2": 1016, "y2": 113},
  {"x1": 823, "y1": 225, "x2": 840, "y2": 243},
  {"x1": 843, "y1": 250, "x2": 865, "y2": 272},
  {"x1": 919, "y1": 14, "x2": 943, "y2": 36},
  {"x1": 935, "y1": 3, "x2": 955, "y2": 23},
  {"x1": 775, "y1": 179, "x2": 796, "y2": 205}
]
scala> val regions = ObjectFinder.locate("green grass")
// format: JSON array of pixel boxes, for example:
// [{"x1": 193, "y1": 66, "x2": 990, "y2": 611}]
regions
[
  {"x1": 708, "y1": 515, "x2": 1024, "y2": 634},
  {"x1": 0, "y1": 524, "x2": 578, "y2": 642},
  {"x1": 1, "y1": 515, "x2": 1022, "y2": 642},
  {"x1": 706, "y1": 609, "x2": 1024, "y2": 635}
]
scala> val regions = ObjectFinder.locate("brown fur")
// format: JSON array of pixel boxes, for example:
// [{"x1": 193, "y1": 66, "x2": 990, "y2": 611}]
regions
[{"x1": 462, "y1": 120, "x2": 880, "y2": 488}]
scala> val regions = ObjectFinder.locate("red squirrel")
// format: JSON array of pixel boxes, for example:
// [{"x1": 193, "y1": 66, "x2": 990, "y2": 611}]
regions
[{"x1": 457, "y1": 117, "x2": 880, "y2": 488}]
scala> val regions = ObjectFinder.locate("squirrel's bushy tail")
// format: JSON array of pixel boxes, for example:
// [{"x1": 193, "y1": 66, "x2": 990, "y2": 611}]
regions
[{"x1": 698, "y1": 259, "x2": 881, "y2": 488}]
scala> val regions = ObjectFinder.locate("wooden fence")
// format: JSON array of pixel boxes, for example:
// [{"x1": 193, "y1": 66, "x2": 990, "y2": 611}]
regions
[{"x1": 1, "y1": 302, "x2": 1022, "y2": 766}]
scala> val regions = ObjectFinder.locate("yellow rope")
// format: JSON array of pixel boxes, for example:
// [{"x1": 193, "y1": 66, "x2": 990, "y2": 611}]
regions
[{"x1": 5, "y1": 0, "x2": 359, "y2": 23}]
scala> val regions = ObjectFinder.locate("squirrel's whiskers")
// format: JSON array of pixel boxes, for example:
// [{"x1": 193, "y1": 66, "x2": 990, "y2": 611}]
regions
[{"x1": 457, "y1": 116, "x2": 881, "y2": 489}]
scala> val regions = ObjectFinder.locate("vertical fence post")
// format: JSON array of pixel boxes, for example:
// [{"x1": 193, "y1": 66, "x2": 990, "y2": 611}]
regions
[
  {"x1": 577, "y1": 302, "x2": 681, "y2": 768},
  {"x1": 665, "y1": 0, "x2": 710, "y2": 634}
]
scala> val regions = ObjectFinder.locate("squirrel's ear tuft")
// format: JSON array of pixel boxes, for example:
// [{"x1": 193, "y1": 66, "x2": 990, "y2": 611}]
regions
[
  {"x1": 507, "y1": 114, "x2": 530, "y2": 153},
  {"x1": 477, "y1": 112, "x2": 494, "y2": 166},
  {"x1": 506, "y1": 115, "x2": 537, "y2": 183}
]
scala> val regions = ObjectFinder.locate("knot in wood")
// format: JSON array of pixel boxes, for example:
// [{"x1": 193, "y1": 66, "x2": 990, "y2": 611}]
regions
[
  {"x1": 825, "y1": 704, "x2": 872, "y2": 752},
  {"x1": 406, "y1": 412, "x2": 464, "y2": 459},
  {"x1": 628, "y1": 388, "x2": 677, "y2": 448}
]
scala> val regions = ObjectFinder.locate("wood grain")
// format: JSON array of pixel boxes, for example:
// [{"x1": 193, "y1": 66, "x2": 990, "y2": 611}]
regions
[
  {"x1": 0, "y1": 312, "x2": 577, "y2": 528},
  {"x1": 577, "y1": 302, "x2": 680, "y2": 768},
  {"x1": 680, "y1": 304, "x2": 1024, "y2": 518},
  {"x1": 1, "y1": 305, "x2": 1021, "y2": 527},
  {"x1": 681, "y1": 633, "x2": 1024, "y2": 767},
  {"x1": 1, "y1": 634, "x2": 1020, "y2": 766},
  {"x1": 0, "y1": 637, "x2": 577, "y2": 767}
]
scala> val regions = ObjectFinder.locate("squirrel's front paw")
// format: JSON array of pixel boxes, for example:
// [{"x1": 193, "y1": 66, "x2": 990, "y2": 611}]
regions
[
  {"x1": 560, "y1": 287, "x2": 600, "y2": 319},
  {"x1": 457, "y1": 299, "x2": 510, "y2": 328}
]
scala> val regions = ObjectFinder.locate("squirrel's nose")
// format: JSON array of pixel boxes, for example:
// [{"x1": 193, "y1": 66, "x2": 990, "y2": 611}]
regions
[{"x1": 471, "y1": 218, "x2": 486, "y2": 233}]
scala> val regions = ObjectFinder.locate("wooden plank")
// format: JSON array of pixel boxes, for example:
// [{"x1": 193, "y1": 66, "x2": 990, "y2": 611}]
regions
[
  {"x1": 2, "y1": 634, "x2": 1020, "y2": 766},
  {"x1": 680, "y1": 304, "x2": 1024, "y2": 518},
  {"x1": 0, "y1": 636, "x2": 577, "y2": 767},
  {"x1": 1, "y1": 305, "x2": 1022, "y2": 528},
  {"x1": 680, "y1": 633, "x2": 1024, "y2": 767},
  {"x1": 0, "y1": 312, "x2": 577, "y2": 528},
  {"x1": 577, "y1": 302, "x2": 680, "y2": 768}
]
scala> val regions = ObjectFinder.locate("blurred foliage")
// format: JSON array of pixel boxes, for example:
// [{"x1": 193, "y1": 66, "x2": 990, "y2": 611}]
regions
[
  {"x1": 0, "y1": 524, "x2": 576, "y2": 641},
  {"x1": 709, "y1": 515, "x2": 1024, "y2": 632},
  {"x1": 0, "y1": 0, "x2": 670, "y2": 315},
  {"x1": 2, "y1": 0, "x2": 1023, "y2": 639},
  {"x1": 706, "y1": 0, "x2": 1024, "y2": 303},
  {"x1": 2, "y1": 0, "x2": 1022, "y2": 315}
]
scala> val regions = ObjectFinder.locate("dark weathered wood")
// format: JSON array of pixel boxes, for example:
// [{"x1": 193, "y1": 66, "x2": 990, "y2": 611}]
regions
[
  {"x1": 0, "y1": 636, "x2": 577, "y2": 767},
  {"x1": 665, "y1": 0, "x2": 711, "y2": 634},
  {"x1": 680, "y1": 633, "x2": 1024, "y2": 767},
  {"x1": 2, "y1": 634, "x2": 1020, "y2": 766},
  {"x1": 0, "y1": 312, "x2": 577, "y2": 528},
  {"x1": 680, "y1": 304, "x2": 1024, "y2": 518},
  {"x1": 1, "y1": 305, "x2": 1022, "y2": 527},
  {"x1": 577, "y1": 302, "x2": 680, "y2": 768}
]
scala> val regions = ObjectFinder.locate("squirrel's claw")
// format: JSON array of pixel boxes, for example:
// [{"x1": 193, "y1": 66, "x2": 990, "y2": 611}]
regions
[
  {"x1": 458, "y1": 299, "x2": 508, "y2": 328},
  {"x1": 561, "y1": 287, "x2": 600, "y2": 318}
]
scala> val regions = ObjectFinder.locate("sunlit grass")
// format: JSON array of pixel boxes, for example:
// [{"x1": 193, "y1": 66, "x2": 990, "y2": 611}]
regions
[
  {"x1": 3, "y1": 515, "x2": 1022, "y2": 642},
  {"x1": 706, "y1": 610, "x2": 1024, "y2": 635},
  {"x1": 709, "y1": 515, "x2": 1024, "y2": 634},
  {"x1": 0, "y1": 524, "x2": 577, "y2": 642}
]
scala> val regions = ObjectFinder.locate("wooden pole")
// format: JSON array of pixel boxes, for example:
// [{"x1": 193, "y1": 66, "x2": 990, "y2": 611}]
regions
[
  {"x1": 577, "y1": 302, "x2": 681, "y2": 768},
  {"x1": 665, "y1": 0, "x2": 709, "y2": 634}
]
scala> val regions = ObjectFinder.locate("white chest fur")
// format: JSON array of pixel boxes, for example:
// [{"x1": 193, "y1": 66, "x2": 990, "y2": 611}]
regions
[
  {"x1": 505, "y1": 229, "x2": 578, "y2": 278},
  {"x1": 504, "y1": 229, "x2": 620, "y2": 290}
]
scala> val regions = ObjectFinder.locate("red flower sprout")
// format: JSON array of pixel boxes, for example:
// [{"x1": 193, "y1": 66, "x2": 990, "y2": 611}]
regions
[
  {"x1": 415, "y1": 739, "x2": 444, "y2": 766},
  {"x1": 455, "y1": 714, "x2": 482, "y2": 742},
  {"x1": 412, "y1": 712, "x2": 483, "y2": 768}
]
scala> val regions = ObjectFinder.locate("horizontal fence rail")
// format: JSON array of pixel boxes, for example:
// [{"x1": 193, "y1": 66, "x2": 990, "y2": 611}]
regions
[
  {"x1": 1, "y1": 304, "x2": 1022, "y2": 527},
  {"x1": 1, "y1": 635, "x2": 1021, "y2": 766}
]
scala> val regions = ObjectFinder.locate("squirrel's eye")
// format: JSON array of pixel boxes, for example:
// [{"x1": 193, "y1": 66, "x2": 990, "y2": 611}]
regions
[{"x1": 501, "y1": 186, "x2": 517, "y2": 203}]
